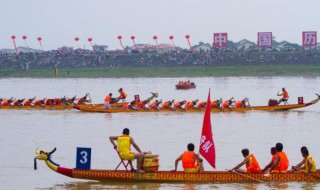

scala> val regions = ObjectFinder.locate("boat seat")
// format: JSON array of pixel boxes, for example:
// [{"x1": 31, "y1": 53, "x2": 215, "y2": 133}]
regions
[{"x1": 114, "y1": 149, "x2": 130, "y2": 171}]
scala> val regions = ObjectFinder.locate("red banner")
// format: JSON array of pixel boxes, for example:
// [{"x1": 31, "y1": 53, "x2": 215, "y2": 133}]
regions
[
  {"x1": 302, "y1": 31, "x2": 317, "y2": 47},
  {"x1": 199, "y1": 89, "x2": 216, "y2": 168},
  {"x1": 213, "y1": 33, "x2": 228, "y2": 47},
  {"x1": 258, "y1": 32, "x2": 272, "y2": 47}
]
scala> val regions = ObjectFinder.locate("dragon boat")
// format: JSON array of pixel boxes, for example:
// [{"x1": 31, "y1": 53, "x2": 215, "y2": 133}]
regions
[
  {"x1": 34, "y1": 148, "x2": 320, "y2": 183},
  {"x1": 74, "y1": 94, "x2": 320, "y2": 113}
]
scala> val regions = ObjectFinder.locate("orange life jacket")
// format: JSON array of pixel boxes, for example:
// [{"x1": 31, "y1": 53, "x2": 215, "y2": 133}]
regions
[
  {"x1": 2, "y1": 99, "x2": 9, "y2": 106},
  {"x1": 275, "y1": 152, "x2": 289, "y2": 171},
  {"x1": 245, "y1": 154, "x2": 262, "y2": 173},
  {"x1": 162, "y1": 102, "x2": 170, "y2": 108},
  {"x1": 222, "y1": 101, "x2": 230, "y2": 108},
  {"x1": 182, "y1": 151, "x2": 196, "y2": 168},
  {"x1": 45, "y1": 99, "x2": 52, "y2": 105},
  {"x1": 149, "y1": 101, "x2": 157, "y2": 109},
  {"x1": 197, "y1": 102, "x2": 206, "y2": 108},
  {"x1": 122, "y1": 102, "x2": 129, "y2": 109},
  {"x1": 13, "y1": 100, "x2": 21, "y2": 106},
  {"x1": 34, "y1": 100, "x2": 42, "y2": 106},
  {"x1": 235, "y1": 101, "x2": 242, "y2": 108},
  {"x1": 137, "y1": 101, "x2": 145, "y2": 108},
  {"x1": 104, "y1": 96, "x2": 111, "y2": 103},
  {"x1": 54, "y1": 98, "x2": 61, "y2": 105},
  {"x1": 210, "y1": 101, "x2": 217, "y2": 108},
  {"x1": 185, "y1": 102, "x2": 194, "y2": 109},
  {"x1": 174, "y1": 102, "x2": 182, "y2": 109},
  {"x1": 24, "y1": 99, "x2": 32, "y2": 106}
]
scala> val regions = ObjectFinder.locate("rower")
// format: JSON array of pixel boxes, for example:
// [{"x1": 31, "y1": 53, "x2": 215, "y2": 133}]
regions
[
  {"x1": 136, "y1": 100, "x2": 150, "y2": 110},
  {"x1": 44, "y1": 98, "x2": 54, "y2": 106},
  {"x1": 277, "y1": 88, "x2": 289, "y2": 105},
  {"x1": 1, "y1": 97, "x2": 14, "y2": 106},
  {"x1": 211, "y1": 98, "x2": 222, "y2": 109},
  {"x1": 162, "y1": 99, "x2": 175, "y2": 110},
  {"x1": 197, "y1": 101, "x2": 206, "y2": 109},
  {"x1": 291, "y1": 146, "x2": 317, "y2": 174},
  {"x1": 149, "y1": 99, "x2": 162, "y2": 110},
  {"x1": 269, "y1": 143, "x2": 289, "y2": 173},
  {"x1": 235, "y1": 97, "x2": 250, "y2": 108},
  {"x1": 53, "y1": 98, "x2": 62, "y2": 105},
  {"x1": 171, "y1": 143, "x2": 204, "y2": 173},
  {"x1": 104, "y1": 93, "x2": 112, "y2": 109},
  {"x1": 261, "y1": 147, "x2": 277, "y2": 173},
  {"x1": 118, "y1": 88, "x2": 127, "y2": 102},
  {"x1": 109, "y1": 128, "x2": 145, "y2": 172},
  {"x1": 77, "y1": 93, "x2": 90, "y2": 105},
  {"x1": 229, "y1": 148, "x2": 262, "y2": 173},
  {"x1": 33, "y1": 99, "x2": 45, "y2": 106},
  {"x1": 66, "y1": 95, "x2": 76, "y2": 104},
  {"x1": 13, "y1": 98, "x2": 25, "y2": 106},
  {"x1": 222, "y1": 97, "x2": 235, "y2": 108},
  {"x1": 185, "y1": 99, "x2": 199, "y2": 109},
  {"x1": 174, "y1": 100, "x2": 187, "y2": 110}
]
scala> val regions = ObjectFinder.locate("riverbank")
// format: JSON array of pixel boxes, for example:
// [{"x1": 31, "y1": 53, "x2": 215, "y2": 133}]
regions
[{"x1": 0, "y1": 64, "x2": 319, "y2": 78}]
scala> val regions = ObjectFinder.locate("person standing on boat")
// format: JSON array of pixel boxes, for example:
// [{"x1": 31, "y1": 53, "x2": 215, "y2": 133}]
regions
[
  {"x1": 269, "y1": 143, "x2": 289, "y2": 173},
  {"x1": 229, "y1": 148, "x2": 262, "y2": 173},
  {"x1": 109, "y1": 128, "x2": 145, "y2": 172},
  {"x1": 277, "y1": 88, "x2": 289, "y2": 104},
  {"x1": 261, "y1": 147, "x2": 277, "y2": 173},
  {"x1": 291, "y1": 146, "x2": 317, "y2": 174},
  {"x1": 171, "y1": 143, "x2": 204, "y2": 173},
  {"x1": 104, "y1": 93, "x2": 112, "y2": 109},
  {"x1": 118, "y1": 88, "x2": 127, "y2": 102}
]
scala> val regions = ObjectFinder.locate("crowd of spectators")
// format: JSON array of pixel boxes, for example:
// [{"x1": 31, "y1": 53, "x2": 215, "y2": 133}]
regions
[{"x1": 0, "y1": 48, "x2": 319, "y2": 70}]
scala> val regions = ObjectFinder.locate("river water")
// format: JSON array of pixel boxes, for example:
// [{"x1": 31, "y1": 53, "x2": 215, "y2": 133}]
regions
[{"x1": 0, "y1": 77, "x2": 320, "y2": 190}]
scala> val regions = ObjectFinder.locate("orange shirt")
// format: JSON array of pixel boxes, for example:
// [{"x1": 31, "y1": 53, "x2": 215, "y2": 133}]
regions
[
  {"x1": 149, "y1": 101, "x2": 157, "y2": 109},
  {"x1": 34, "y1": 100, "x2": 42, "y2": 106},
  {"x1": 282, "y1": 91, "x2": 289, "y2": 99},
  {"x1": 2, "y1": 99, "x2": 9, "y2": 106},
  {"x1": 185, "y1": 102, "x2": 194, "y2": 109},
  {"x1": 120, "y1": 91, "x2": 127, "y2": 99}
]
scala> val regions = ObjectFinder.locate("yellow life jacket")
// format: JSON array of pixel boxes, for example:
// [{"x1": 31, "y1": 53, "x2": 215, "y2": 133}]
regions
[{"x1": 117, "y1": 135, "x2": 131, "y2": 155}]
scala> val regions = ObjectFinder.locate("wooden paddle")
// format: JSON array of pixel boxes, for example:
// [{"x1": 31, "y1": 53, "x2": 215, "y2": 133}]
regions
[{"x1": 226, "y1": 169, "x2": 263, "y2": 183}]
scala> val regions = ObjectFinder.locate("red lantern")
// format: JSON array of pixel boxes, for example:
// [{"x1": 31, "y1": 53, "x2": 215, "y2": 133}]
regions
[
  {"x1": 22, "y1": 35, "x2": 27, "y2": 40},
  {"x1": 153, "y1": 36, "x2": 158, "y2": 40},
  {"x1": 131, "y1": 36, "x2": 135, "y2": 40},
  {"x1": 169, "y1": 35, "x2": 174, "y2": 40},
  {"x1": 37, "y1": 37, "x2": 42, "y2": 41},
  {"x1": 185, "y1": 35, "x2": 190, "y2": 39},
  {"x1": 11, "y1": 35, "x2": 16, "y2": 40},
  {"x1": 88, "y1": 37, "x2": 92, "y2": 42},
  {"x1": 75, "y1": 37, "x2": 79, "y2": 41},
  {"x1": 117, "y1": 35, "x2": 122, "y2": 40}
]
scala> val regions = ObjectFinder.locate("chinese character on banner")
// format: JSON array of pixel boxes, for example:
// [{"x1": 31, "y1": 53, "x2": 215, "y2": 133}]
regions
[
  {"x1": 258, "y1": 32, "x2": 272, "y2": 47},
  {"x1": 302, "y1": 31, "x2": 317, "y2": 47},
  {"x1": 213, "y1": 33, "x2": 228, "y2": 47}
]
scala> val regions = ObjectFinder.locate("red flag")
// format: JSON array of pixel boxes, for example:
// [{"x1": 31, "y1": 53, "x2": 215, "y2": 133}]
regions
[{"x1": 199, "y1": 89, "x2": 216, "y2": 168}]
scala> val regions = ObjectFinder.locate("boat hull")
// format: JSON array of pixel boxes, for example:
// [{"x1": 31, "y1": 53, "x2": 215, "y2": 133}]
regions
[{"x1": 64, "y1": 169, "x2": 320, "y2": 182}]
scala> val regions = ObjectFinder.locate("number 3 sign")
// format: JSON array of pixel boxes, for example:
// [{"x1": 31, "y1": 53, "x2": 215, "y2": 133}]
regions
[{"x1": 76, "y1": 147, "x2": 91, "y2": 169}]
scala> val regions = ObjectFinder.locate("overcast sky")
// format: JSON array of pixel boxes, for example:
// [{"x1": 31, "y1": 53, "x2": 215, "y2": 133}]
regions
[{"x1": 1, "y1": 0, "x2": 319, "y2": 50}]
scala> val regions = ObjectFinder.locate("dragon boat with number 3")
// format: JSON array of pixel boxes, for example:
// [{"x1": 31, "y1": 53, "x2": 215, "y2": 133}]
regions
[
  {"x1": 34, "y1": 148, "x2": 320, "y2": 183},
  {"x1": 74, "y1": 94, "x2": 320, "y2": 113}
]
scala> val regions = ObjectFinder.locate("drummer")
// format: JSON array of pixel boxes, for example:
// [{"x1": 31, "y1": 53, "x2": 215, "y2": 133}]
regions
[
  {"x1": 109, "y1": 128, "x2": 145, "y2": 172},
  {"x1": 171, "y1": 143, "x2": 204, "y2": 173}
]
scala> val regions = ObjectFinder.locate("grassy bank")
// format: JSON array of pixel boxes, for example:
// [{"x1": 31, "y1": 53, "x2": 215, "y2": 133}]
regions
[{"x1": 0, "y1": 65, "x2": 320, "y2": 78}]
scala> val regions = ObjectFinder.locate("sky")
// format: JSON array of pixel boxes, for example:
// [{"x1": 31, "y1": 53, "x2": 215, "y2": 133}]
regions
[{"x1": 0, "y1": 0, "x2": 319, "y2": 50}]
